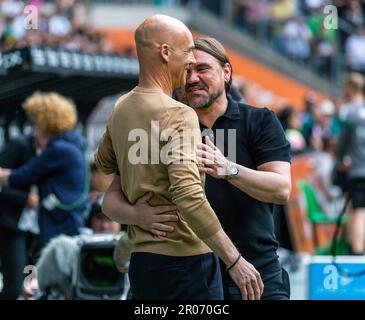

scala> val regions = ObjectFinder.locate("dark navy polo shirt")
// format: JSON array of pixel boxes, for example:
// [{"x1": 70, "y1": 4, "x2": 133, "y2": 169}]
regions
[{"x1": 200, "y1": 96, "x2": 291, "y2": 272}]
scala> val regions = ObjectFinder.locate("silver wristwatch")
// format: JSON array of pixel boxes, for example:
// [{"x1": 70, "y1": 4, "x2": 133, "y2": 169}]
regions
[{"x1": 225, "y1": 162, "x2": 239, "y2": 180}]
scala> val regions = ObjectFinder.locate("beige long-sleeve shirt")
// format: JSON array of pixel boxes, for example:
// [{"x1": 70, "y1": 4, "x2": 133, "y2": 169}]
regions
[{"x1": 95, "y1": 86, "x2": 222, "y2": 256}]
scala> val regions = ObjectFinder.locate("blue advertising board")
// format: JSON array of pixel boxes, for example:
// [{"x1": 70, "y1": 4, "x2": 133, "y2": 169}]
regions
[{"x1": 309, "y1": 256, "x2": 365, "y2": 300}]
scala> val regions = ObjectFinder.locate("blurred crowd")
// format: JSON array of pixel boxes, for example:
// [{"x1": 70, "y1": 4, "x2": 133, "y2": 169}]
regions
[
  {"x1": 152, "y1": 0, "x2": 365, "y2": 77},
  {"x1": 232, "y1": 0, "x2": 365, "y2": 76},
  {"x1": 0, "y1": 0, "x2": 114, "y2": 53},
  {"x1": 233, "y1": 72, "x2": 365, "y2": 227},
  {"x1": 2, "y1": 0, "x2": 365, "y2": 75}
]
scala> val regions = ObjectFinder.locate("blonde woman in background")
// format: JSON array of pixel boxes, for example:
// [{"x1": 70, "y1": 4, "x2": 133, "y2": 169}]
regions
[{"x1": 0, "y1": 92, "x2": 89, "y2": 248}]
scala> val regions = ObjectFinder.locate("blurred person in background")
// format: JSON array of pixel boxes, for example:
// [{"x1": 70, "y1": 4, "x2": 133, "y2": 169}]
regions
[
  {"x1": 302, "y1": 90, "x2": 318, "y2": 119},
  {"x1": 0, "y1": 134, "x2": 37, "y2": 300},
  {"x1": 244, "y1": 0, "x2": 273, "y2": 39},
  {"x1": 281, "y1": 16, "x2": 313, "y2": 62},
  {"x1": 311, "y1": 135, "x2": 344, "y2": 218},
  {"x1": 301, "y1": 99, "x2": 341, "y2": 149},
  {"x1": 342, "y1": 0, "x2": 364, "y2": 31},
  {"x1": 301, "y1": 91, "x2": 320, "y2": 146},
  {"x1": 0, "y1": 92, "x2": 89, "y2": 248},
  {"x1": 337, "y1": 72, "x2": 365, "y2": 255},
  {"x1": 332, "y1": 74, "x2": 365, "y2": 195},
  {"x1": 0, "y1": 0, "x2": 109, "y2": 54},
  {"x1": 86, "y1": 202, "x2": 120, "y2": 235},
  {"x1": 310, "y1": 100, "x2": 341, "y2": 150},
  {"x1": 277, "y1": 105, "x2": 307, "y2": 155},
  {"x1": 345, "y1": 26, "x2": 365, "y2": 74},
  {"x1": 340, "y1": 72, "x2": 365, "y2": 122}
]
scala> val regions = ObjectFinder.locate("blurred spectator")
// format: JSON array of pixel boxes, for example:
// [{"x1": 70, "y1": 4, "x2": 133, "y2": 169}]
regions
[
  {"x1": 0, "y1": 134, "x2": 38, "y2": 300},
  {"x1": 301, "y1": 99, "x2": 341, "y2": 149},
  {"x1": 304, "y1": 0, "x2": 329, "y2": 13},
  {"x1": 228, "y1": 0, "x2": 365, "y2": 80},
  {"x1": 331, "y1": 73, "x2": 365, "y2": 196},
  {"x1": 332, "y1": 96, "x2": 345, "y2": 133},
  {"x1": 307, "y1": 8, "x2": 337, "y2": 75},
  {"x1": 310, "y1": 135, "x2": 344, "y2": 218},
  {"x1": 340, "y1": 72, "x2": 365, "y2": 121},
  {"x1": 345, "y1": 26, "x2": 365, "y2": 74},
  {"x1": 48, "y1": 7, "x2": 72, "y2": 37},
  {"x1": 336, "y1": 72, "x2": 365, "y2": 255},
  {"x1": 244, "y1": 0, "x2": 273, "y2": 38},
  {"x1": 303, "y1": 90, "x2": 318, "y2": 117},
  {"x1": 1, "y1": 0, "x2": 24, "y2": 18},
  {"x1": 277, "y1": 105, "x2": 307, "y2": 154},
  {"x1": 302, "y1": 98, "x2": 321, "y2": 147},
  {"x1": 282, "y1": 16, "x2": 313, "y2": 61},
  {"x1": 271, "y1": 0, "x2": 298, "y2": 23},
  {"x1": 0, "y1": 0, "x2": 114, "y2": 54},
  {"x1": 0, "y1": 92, "x2": 90, "y2": 248},
  {"x1": 86, "y1": 202, "x2": 120, "y2": 235},
  {"x1": 343, "y1": 0, "x2": 364, "y2": 30},
  {"x1": 311, "y1": 100, "x2": 341, "y2": 150}
]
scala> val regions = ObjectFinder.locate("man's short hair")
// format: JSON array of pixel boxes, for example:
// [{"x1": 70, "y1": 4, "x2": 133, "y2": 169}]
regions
[
  {"x1": 345, "y1": 72, "x2": 365, "y2": 94},
  {"x1": 193, "y1": 36, "x2": 232, "y2": 94}
]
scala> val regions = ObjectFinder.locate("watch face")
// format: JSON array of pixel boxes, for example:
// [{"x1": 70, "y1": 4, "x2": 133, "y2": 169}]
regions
[{"x1": 227, "y1": 163, "x2": 238, "y2": 176}]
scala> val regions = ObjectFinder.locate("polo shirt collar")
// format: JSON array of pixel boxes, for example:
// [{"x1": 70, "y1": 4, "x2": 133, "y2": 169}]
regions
[{"x1": 222, "y1": 96, "x2": 241, "y2": 120}]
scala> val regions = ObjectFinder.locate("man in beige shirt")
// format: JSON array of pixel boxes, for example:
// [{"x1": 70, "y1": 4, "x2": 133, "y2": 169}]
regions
[{"x1": 95, "y1": 15, "x2": 263, "y2": 300}]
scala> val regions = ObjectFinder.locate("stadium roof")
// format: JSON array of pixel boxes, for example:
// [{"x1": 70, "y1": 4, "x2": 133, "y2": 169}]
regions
[{"x1": 0, "y1": 47, "x2": 139, "y2": 122}]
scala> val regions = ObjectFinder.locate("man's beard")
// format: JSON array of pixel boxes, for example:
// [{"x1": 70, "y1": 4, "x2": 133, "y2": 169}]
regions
[{"x1": 187, "y1": 89, "x2": 223, "y2": 109}]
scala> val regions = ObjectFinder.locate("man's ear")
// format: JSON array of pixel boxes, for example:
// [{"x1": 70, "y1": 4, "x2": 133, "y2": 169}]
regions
[
  {"x1": 223, "y1": 63, "x2": 231, "y2": 83},
  {"x1": 159, "y1": 44, "x2": 169, "y2": 63}
]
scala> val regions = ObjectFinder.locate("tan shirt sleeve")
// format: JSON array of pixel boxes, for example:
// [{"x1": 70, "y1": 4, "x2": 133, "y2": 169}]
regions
[
  {"x1": 163, "y1": 106, "x2": 222, "y2": 239},
  {"x1": 94, "y1": 124, "x2": 118, "y2": 175}
]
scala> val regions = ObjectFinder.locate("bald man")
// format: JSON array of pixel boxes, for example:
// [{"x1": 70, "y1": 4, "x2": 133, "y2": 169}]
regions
[{"x1": 95, "y1": 15, "x2": 263, "y2": 300}]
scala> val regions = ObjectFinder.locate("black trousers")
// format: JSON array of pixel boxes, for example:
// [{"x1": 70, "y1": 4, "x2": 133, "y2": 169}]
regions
[
  {"x1": 220, "y1": 260, "x2": 291, "y2": 300},
  {"x1": 0, "y1": 227, "x2": 28, "y2": 300},
  {"x1": 128, "y1": 252, "x2": 223, "y2": 300}
]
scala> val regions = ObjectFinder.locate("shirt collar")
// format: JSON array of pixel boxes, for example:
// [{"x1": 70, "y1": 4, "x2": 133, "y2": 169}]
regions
[
  {"x1": 221, "y1": 95, "x2": 241, "y2": 120},
  {"x1": 199, "y1": 96, "x2": 241, "y2": 131}
]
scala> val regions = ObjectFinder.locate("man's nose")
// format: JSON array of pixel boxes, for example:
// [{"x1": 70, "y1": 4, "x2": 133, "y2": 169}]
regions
[{"x1": 186, "y1": 69, "x2": 199, "y2": 83}]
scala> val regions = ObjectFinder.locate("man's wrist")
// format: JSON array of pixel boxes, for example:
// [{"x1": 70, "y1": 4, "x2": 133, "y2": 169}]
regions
[
  {"x1": 226, "y1": 253, "x2": 242, "y2": 271},
  {"x1": 225, "y1": 162, "x2": 239, "y2": 180},
  {"x1": 128, "y1": 205, "x2": 140, "y2": 226}
]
